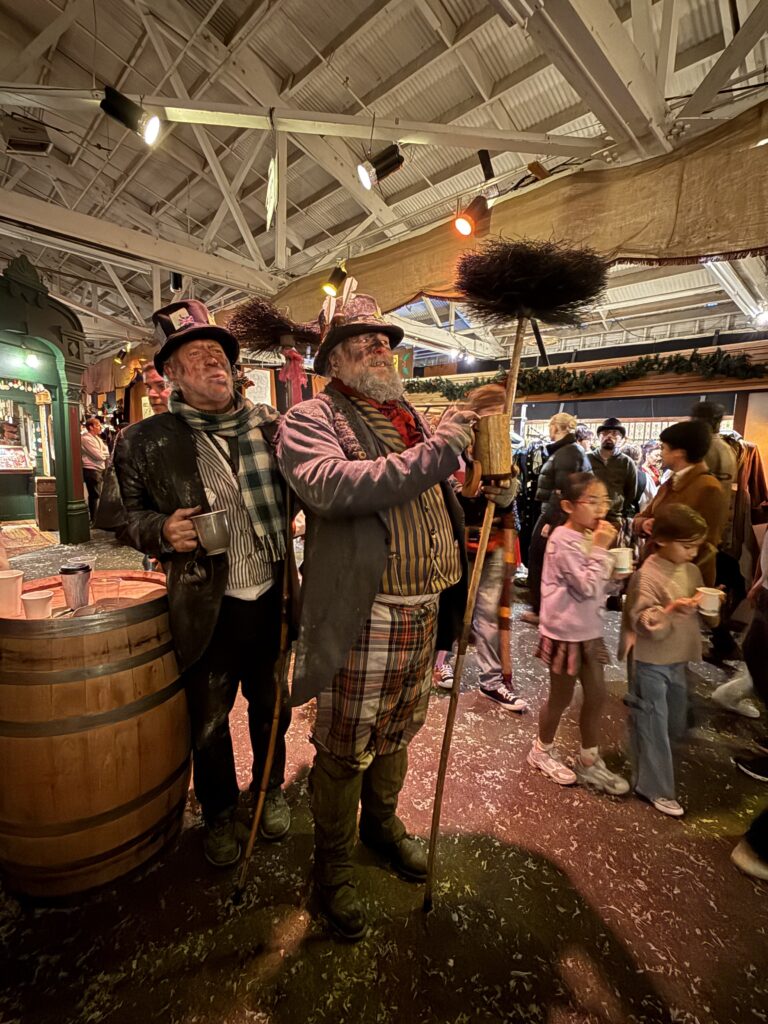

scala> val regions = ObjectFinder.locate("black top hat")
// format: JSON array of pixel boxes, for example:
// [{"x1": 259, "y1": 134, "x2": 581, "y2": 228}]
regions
[
  {"x1": 596, "y1": 417, "x2": 626, "y2": 438},
  {"x1": 152, "y1": 300, "x2": 239, "y2": 374}
]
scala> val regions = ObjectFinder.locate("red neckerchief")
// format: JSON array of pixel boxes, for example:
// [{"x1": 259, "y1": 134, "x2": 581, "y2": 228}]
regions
[{"x1": 331, "y1": 379, "x2": 423, "y2": 449}]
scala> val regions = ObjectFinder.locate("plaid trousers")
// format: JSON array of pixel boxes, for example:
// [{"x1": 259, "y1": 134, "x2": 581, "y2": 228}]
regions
[{"x1": 313, "y1": 596, "x2": 439, "y2": 769}]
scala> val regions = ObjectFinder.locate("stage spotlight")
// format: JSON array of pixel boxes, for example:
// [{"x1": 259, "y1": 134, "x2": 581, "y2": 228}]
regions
[
  {"x1": 24, "y1": 352, "x2": 39, "y2": 368},
  {"x1": 357, "y1": 145, "x2": 404, "y2": 190},
  {"x1": 170, "y1": 271, "x2": 183, "y2": 293},
  {"x1": 100, "y1": 86, "x2": 160, "y2": 145},
  {"x1": 453, "y1": 195, "x2": 489, "y2": 237},
  {"x1": 113, "y1": 347, "x2": 128, "y2": 366},
  {"x1": 321, "y1": 263, "x2": 347, "y2": 298}
]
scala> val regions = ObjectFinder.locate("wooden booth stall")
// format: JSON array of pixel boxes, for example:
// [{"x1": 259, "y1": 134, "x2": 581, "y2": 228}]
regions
[{"x1": 0, "y1": 256, "x2": 89, "y2": 543}]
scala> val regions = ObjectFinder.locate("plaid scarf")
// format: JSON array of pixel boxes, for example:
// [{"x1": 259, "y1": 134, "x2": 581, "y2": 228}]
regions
[{"x1": 170, "y1": 392, "x2": 286, "y2": 562}]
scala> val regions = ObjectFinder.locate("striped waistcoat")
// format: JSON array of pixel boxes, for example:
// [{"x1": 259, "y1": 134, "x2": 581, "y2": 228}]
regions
[{"x1": 345, "y1": 396, "x2": 461, "y2": 597}]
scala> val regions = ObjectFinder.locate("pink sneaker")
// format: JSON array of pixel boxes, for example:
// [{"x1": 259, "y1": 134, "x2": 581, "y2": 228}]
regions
[{"x1": 527, "y1": 744, "x2": 577, "y2": 785}]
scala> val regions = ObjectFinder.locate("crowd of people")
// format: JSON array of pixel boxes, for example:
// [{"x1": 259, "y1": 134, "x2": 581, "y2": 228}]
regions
[
  {"x1": 496, "y1": 402, "x2": 767, "y2": 880},
  {"x1": 60, "y1": 294, "x2": 766, "y2": 942}
]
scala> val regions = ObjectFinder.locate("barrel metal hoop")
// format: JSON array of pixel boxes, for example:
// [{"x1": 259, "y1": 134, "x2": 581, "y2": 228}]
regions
[
  {"x1": 0, "y1": 598, "x2": 167, "y2": 638},
  {"x1": 0, "y1": 757, "x2": 190, "y2": 838},
  {"x1": 0, "y1": 675, "x2": 185, "y2": 737},
  {"x1": 0, "y1": 639, "x2": 176, "y2": 686},
  {"x1": 0, "y1": 798, "x2": 187, "y2": 876}
]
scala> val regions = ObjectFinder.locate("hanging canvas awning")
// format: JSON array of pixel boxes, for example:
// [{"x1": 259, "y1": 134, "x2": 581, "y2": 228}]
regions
[{"x1": 275, "y1": 101, "x2": 768, "y2": 324}]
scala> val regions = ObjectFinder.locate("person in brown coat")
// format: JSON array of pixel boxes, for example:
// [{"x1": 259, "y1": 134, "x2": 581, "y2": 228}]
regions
[{"x1": 633, "y1": 420, "x2": 728, "y2": 587}]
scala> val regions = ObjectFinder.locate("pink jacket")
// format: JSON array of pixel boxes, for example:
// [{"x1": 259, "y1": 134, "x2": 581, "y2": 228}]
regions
[{"x1": 539, "y1": 525, "x2": 614, "y2": 642}]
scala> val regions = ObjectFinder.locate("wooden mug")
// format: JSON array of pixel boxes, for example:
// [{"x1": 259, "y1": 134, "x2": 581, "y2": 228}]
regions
[{"x1": 472, "y1": 412, "x2": 512, "y2": 482}]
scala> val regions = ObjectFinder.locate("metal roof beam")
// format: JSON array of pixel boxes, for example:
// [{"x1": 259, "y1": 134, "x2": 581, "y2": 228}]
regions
[
  {"x1": 281, "y1": 0, "x2": 399, "y2": 97},
  {"x1": 703, "y1": 261, "x2": 760, "y2": 317},
  {"x1": 387, "y1": 312, "x2": 505, "y2": 359},
  {"x1": 679, "y1": 0, "x2": 768, "y2": 117},
  {"x1": 145, "y1": 0, "x2": 399, "y2": 234},
  {"x1": 0, "y1": 89, "x2": 599, "y2": 156},
  {"x1": 202, "y1": 131, "x2": 268, "y2": 249},
  {"x1": 102, "y1": 263, "x2": 146, "y2": 326},
  {"x1": 139, "y1": 13, "x2": 267, "y2": 271},
  {"x1": 2, "y1": 0, "x2": 90, "y2": 82},
  {"x1": 656, "y1": 0, "x2": 680, "y2": 95},
  {"x1": 0, "y1": 185, "x2": 282, "y2": 293},
  {"x1": 491, "y1": 0, "x2": 671, "y2": 154}
]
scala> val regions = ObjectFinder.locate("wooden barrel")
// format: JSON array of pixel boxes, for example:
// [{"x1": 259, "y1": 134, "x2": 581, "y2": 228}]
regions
[{"x1": 0, "y1": 570, "x2": 191, "y2": 897}]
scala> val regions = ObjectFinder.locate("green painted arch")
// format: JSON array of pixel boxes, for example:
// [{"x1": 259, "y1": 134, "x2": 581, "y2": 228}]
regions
[{"x1": 0, "y1": 256, "x2": 89, "y2": 543}]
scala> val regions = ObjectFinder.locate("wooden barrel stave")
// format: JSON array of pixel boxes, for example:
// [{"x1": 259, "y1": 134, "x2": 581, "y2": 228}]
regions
[{"x1": 0, "y1": 571, "x2": 191, "y2": 897}]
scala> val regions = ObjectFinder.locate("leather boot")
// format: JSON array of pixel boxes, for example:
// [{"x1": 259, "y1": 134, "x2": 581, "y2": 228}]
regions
[
  {"x1": 310, "y1": 751, "x2": 368, "y2": 941},
  {"x1": 360, "y1": 748, "x2": 427, "y2": 883}
]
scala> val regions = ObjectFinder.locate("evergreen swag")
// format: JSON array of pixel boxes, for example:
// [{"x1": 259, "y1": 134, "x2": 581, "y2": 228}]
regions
[{"x1": 404, "y1": 347, "x2": 768, "y2": 401}]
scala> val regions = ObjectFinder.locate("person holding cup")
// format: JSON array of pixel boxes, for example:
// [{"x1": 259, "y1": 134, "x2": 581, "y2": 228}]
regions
[
  {"x1": 114, "y1": 300, "x2": 294, "y2": 869},
  {"x1": 622, "y1": 504, "x2": 722, "y2": 817}
]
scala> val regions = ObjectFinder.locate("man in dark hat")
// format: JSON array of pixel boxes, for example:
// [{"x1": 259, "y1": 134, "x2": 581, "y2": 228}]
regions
[
  {"x1": 588, "y1": 417, "x2": 638, "y2": 529},
  {"x1": 113, "y1": 300, "x2": 293, "y2": 868},
  {"x1": 279, "y1": 294, "x2": 498, "y2": 942}
]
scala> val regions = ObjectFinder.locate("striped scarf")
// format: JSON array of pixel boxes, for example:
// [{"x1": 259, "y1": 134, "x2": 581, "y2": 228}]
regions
[{"x1": 170, "y1": 392, "x2": 286, "y2": 561}]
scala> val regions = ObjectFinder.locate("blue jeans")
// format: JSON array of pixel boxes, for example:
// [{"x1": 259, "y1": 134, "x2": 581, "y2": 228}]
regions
[{"x1": 626, "y1": 661, "x2": 688, "y2": 801}]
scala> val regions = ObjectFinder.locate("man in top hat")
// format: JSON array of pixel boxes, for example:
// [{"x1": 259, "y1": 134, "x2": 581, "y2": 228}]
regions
[
  {"x1": 588, "y1": 417, "x2": 638, "y2": 530},
  {"x1": 279, "y1": 294, "x2": 513, "y2": 941},
  {"x1": 113, "y1": 300, "x2": 293, "y2": 868}
]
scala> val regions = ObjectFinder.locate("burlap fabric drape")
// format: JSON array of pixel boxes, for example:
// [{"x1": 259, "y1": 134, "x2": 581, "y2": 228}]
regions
[
  {"x1": 275, "y1": 100, "x2": 768, "y2": 323},
  {"x1": 82, "y1": 342, "x2": 157, "y2": 394}
]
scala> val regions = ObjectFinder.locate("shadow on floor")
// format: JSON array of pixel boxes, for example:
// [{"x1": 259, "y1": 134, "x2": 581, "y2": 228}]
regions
[{"x1": 2, "y1": 777, "x2": 677, "y2": 1024}]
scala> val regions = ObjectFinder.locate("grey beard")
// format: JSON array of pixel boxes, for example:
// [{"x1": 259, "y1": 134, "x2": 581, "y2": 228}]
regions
[{"x1": 337, "y1": 365, "x2": 405, "y2": 402}]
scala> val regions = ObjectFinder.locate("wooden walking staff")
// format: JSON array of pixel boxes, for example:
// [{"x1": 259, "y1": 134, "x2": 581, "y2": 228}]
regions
[
  {"x1": 233, "y1": 494, "x2": 293, "y2": 904},
  {"x1": 423, "y1": 240, "x2": 607, "y2": 911},
  {"x1": 226, "y1": 297, "x2": 323, "y2": 905}
]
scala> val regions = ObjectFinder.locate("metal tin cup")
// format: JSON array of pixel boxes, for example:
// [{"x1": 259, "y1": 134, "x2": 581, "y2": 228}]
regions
[
  {"x1": 60, "y1": 562, "x2": 92, "y2": 609},
  {"x1": 191, "y1": 510, "x2": 230, "y2": 555}
]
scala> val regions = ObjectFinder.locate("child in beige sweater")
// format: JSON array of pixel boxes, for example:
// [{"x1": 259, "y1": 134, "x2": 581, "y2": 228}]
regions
[{"x1": 622, "y1": 504, "x2": 721, "y2": 817}]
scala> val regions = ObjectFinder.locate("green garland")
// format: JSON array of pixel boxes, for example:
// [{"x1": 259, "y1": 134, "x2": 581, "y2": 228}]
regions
[{"x1": 404, "y1": 347, "x2": 768, "y2": 400}]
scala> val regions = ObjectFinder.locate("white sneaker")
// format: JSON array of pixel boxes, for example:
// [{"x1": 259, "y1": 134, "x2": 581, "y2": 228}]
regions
[
  {"x1": 527, "y1": 744, "x2": 577, "y2": 785},
  {"x1": 651, "y1": 797, "x2": 685, "y2": 818},
  {"x1": 436, "y1": 663, "x2": 454, "y2": 690},
  {"x1": 711, "y1": 665, "x2": 760, "y2": 718},
  {"x1": 711, "y1": 691, "x2": 761, "y2": 718},
  {"x1": 574, "y1": 756, "x2": 630, "y2": 795}
]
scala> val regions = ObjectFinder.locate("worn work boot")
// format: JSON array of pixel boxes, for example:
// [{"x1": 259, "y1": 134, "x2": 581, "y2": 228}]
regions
[
  {"x1": 203, "y1": 808, "x2": 241, "y2": 868},
  {"x1": 310, "y1": 751, "x2": 368, "y2": 942},
  {"x1": 259, "y1": 787, "x2": 291, "y2": 841},
  {"x1": 359, "y1": 748, "x2": 427, "y2": 883}
]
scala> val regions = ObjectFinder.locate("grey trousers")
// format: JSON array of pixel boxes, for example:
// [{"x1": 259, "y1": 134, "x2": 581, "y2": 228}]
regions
[
  {"x1": 627, "y1": 660, "x2": 687, "y2": 801},
  {"x1": 443, "y1": 549, "x2": 509, "y2": 692}
]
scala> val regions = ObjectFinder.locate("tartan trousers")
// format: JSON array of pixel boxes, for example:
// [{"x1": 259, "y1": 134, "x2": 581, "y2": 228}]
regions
[{"x1": 313, "y1": 595, "x2": 439, "y2": 770}]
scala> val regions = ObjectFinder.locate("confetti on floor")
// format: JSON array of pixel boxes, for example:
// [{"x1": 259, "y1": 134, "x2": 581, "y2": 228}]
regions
[{"x1": 2, "y1": 537, "x2": 767, "y2": 1023}]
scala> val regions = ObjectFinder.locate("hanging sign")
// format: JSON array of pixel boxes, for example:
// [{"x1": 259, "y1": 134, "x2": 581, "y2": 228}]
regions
[{"x1": 265, "y1": 156, "x2": 278, "y2": 231}]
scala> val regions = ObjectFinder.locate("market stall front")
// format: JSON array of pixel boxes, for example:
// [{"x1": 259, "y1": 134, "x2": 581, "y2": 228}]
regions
[{"x1": 0, "y1": 256, "x2": 89, "y2": 544}]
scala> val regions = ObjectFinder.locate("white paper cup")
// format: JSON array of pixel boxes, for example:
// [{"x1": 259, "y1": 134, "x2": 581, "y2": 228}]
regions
[
  {"x1": 0, "y1": 569, "x2": 23, "y2": 617},
  {"x1": 612, "y1": 547, "x2": 633, "y2": 572},
  {"x1": 21, "y1": 590, "x2": 54, "y2": 619},
  {"x1": 696, "y1": 587, "x2": 721, "y2": 613}
]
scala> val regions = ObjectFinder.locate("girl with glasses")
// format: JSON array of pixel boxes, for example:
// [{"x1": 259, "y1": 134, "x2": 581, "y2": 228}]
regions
[{"x1": 527, "y1": 472, "x2": 630, "y2": 795}]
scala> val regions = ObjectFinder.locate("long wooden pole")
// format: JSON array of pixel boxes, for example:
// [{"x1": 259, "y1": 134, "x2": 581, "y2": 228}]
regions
[
  {"x1": 423, "y1": 314, "x2": 528, "y2": 912},
  {"x1": 233, "y1": 491, "x2": 293, "y2": 903}
]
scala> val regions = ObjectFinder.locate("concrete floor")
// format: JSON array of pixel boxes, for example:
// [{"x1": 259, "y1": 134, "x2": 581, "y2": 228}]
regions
[{"x1": 1, "y1": 532, "x2": 767, "y2": 1024}]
